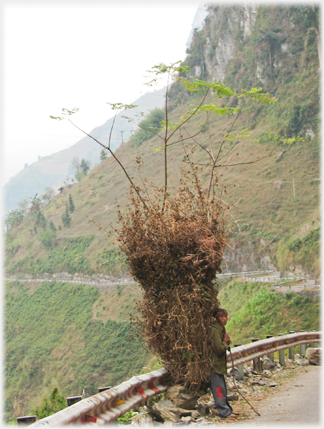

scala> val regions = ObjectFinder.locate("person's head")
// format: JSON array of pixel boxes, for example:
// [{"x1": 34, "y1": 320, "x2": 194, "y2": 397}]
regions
[{"x1": 213, "y1": 308, "x2": 228, "y2": 326}]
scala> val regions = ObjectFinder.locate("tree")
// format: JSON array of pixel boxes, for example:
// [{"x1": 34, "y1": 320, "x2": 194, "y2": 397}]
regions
[
  {"x1": 29, "y1": 193, "x2": 42, "y2": 213},
  {"x1": 17, "y1": 198, "x2": 30, "y2": 216},
  {"x1": 71, "y1": 156, "x2": 91, "y2": 182},
  {"x1": 35, "y1": 211, "x2": 47, "y2": 231},
  {"x1": 32, "y1": 388, "x2": 66, "y2": 419},
  {"x1": 4, "y1": 209, "x2": 24, "y2": 231},
  {"x1": 49, "y1": 220, "x2": 56, "y2": 232},
  {"x1": 61, "y1": 205, "x2": 71, "y2": 227},
  {"x1": 129, "y1": 108, "x2": 165, "y2": 149},
  {"x1": 42, "y1": 186, "x2": 56, "y2": 203},
  {"x1": 80, "y1": 158, "x2": 90, "y2": 174},
  {"x1": 51, "y1": 63, "x2": 276, "y2": 390},
  {"x1": 39, "y1": 230, "x2": 57, "y2": 249},
  {"x1": 100, "y1": 149, "x2": 108, "y2": 162},
  {"x1": 257, "y1": 28, "x2": 283, "y2": 81},
  {"x1": 68, "y1": 194, "x2": 75, "y2": 213}
]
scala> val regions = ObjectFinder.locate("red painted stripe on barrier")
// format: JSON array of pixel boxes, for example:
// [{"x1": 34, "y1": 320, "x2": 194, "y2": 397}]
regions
[
  {"x1": 85, "y1": 415, "x2": 97, "y2": 423},
  {"x1": 147, "y1": 379, "x2": 160, "y2": 393}
]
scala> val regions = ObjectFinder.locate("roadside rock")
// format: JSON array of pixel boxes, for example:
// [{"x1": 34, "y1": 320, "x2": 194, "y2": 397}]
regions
[
  {"x1": 295, "y1": 357, "x2": 309, "y2": 366},
  {"x1": 130, "y1": 409, "x2": 154, "y2": 426},
  {"x1": 164, "y1": 385, "x2": 199, "y2": 410},
  {"x1": 263, "y1": 357, "x2": 275, "y2": 370},
  {"x1": 229, "y1": 366, "x2": 244, "y2": 380},
  {"x1": 306, "y1": 348, "x2": 321, "y2": 365}
]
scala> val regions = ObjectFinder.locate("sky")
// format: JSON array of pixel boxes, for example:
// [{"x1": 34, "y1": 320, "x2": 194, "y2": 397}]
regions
[
  {"x1": 1, "y1": 0, "x2": 318, "y2": 185},
  {"x1": 2, "y1": 0, "x2": 205, "y2": 186}
]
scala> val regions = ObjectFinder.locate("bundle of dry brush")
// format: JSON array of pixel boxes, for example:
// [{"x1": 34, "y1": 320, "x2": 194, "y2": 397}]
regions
[{"x1": 116, "y1": 164, "x2": 228, "y2": 390}]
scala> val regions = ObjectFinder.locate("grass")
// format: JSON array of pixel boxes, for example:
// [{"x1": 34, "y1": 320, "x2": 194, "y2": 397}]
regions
[{"x1": 217, "y1": 278, "x2": 320, "y2": 344}]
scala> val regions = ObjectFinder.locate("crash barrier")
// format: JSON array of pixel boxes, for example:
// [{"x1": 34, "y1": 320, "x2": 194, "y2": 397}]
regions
[
  {"x1": 27, "y1": 331, "x2": 320, "y2": 427},
  {"x1": 29, "y1": 367, "x2": 168, "y2": 427},
  {"x1": 228, "y1": 331, "x2": 321, "y2": 378}
]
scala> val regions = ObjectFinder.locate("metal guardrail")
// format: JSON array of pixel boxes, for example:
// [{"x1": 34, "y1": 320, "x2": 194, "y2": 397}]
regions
[
  {"x1": 228, "y1": 331, "x2": 320, "y2": 367},
  {"x1": 28, "y1": 331, "x2": 320, "y2": 426},
  {"x1": 29, "y1": 368, "x2": 168, "y2": 426}
]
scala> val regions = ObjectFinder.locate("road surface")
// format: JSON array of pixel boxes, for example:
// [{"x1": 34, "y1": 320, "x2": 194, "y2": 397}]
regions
[{"x1": 228, "y1": 365, "x2": 321, "y2": 426}]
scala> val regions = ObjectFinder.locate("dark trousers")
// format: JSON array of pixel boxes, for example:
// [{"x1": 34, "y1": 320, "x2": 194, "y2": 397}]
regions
[{"x1": 210, "y1": 372, "x2": 233, "y2": 417}]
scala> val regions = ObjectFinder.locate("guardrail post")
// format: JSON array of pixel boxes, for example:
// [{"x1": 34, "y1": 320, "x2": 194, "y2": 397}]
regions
[
  {"x1": 251, "y1": 338, "x2": 262, "y2": 371},
  {"x1": 278, "y1": 333, "x2": 285, "y2": 366},
  {"x1": 288, "y1": 331, "x2": 295, "y2": 360},
  {"x1": 234, "y1": 344, "x2": 244, "y2": 379},
  {"x1": 310, "y1": 331, "x2": 318, "y2": 348},
  {"x1": 17, "y1": 416, "x2": 37, "y2": 426},
  {"x1": 66, "y1": 396, "x2": 82, "y2": 406},
  {"x1": 98, "y1": 386, "x2": 112, "y2": 393},
  {"x1": 266, "y1": 335, "x2": 274, "y2": 362},
  {"x1": 299, "y1": 330, "x2": 306, "y2": 356}
]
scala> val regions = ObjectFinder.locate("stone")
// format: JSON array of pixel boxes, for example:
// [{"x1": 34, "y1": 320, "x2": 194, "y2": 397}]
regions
[
  {"x1": 151, "y1": 401, "x2": 180, "y2": 423},
  {"x1": 181, "y1": 416, "x2": 193, "y2": 424},
  {"x1": 164, "y1": 385, "x2": 199, "y2": 410},
  {"x1": 228, "y1": 366, "x2": 244, "y2": 380},
  {"x1": 244, "y1": 366, "x2": 253, "y2": 377},
  {"x1": 295, "y1": 358, "x2": 309, "y2": 366},
  {"x1": 196, "y1": 400, "x2": 210, "y2": 416},
  {"x1": 263, "y1": 357, "x2": 275, "y2": 370},
  {"x1": 306, "y1": 348, "x2": 321, "y2": 365},
  {"x1": 130, "y1": 410, "x2": 154, "y2": 426},
  {"x1": 274, "y1": 179, "x2": 285, "y2": 189},
  {"x1": 227, "y1": 394, "x2": 239, "y2": 401}
]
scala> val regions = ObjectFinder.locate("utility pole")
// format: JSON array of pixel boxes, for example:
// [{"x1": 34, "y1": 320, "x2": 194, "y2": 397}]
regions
[{"x1": 120, "y1": 130, "x2": 124, "y2": 143}]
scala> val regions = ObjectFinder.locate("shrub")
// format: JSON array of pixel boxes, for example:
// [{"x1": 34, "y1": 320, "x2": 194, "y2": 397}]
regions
[{"x1": 39, "y1": 230, "x2": 57, "y2": 250}]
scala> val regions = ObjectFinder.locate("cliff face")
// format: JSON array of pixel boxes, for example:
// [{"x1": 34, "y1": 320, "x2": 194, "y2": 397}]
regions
[
  {"x1": 182, "y1": 4, "x2": 320, "y2": 277},
  {"x1": 188, "y1": 5, "x2": 257, "y2": 82},
  {"x1": 186, "y1": 4, "x2": 320, "y2": 138}
]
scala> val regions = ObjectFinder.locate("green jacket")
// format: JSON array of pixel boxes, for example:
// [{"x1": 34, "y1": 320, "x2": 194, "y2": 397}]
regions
[{"x1": 210, "y1": 321, "x2": 230, "y2": 375}]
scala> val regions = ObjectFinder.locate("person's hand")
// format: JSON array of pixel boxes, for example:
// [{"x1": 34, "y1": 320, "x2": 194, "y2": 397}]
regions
[{"x1": 224, "y1": 333, "x2": 231, "y2": 344}]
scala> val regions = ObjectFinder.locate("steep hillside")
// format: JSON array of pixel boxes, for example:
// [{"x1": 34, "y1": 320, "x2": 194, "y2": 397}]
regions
[
  {"x1": 4, "y1": 88, "x2": 165, "y2": 214},
  {"x1": 4, "y1": 279, "x2": 148, "y2": 423},
  {"x1": 4, "y1": 276, "x2": 320, "y2": 423},
  {"x1": 4, "y1": 4, "x2": 320, "y2": 280}
]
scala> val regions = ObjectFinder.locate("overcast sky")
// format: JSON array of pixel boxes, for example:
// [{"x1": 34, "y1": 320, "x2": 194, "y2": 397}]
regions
[
  {"x1": 1, "y1": 0, "x2": 311, "y2": 188},
  {"x1": 2, "y1": 0, "x2": 206, "y2": 185}
]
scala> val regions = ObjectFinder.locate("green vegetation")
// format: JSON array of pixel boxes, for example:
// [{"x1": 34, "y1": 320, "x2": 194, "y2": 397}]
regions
[
  {"x1": 71, "y1": 156, "x2": 91, "y2": 182},
  {"x1": 95, "y1": 247, "x2": 129, "y2": 275},
  {"x1": 218, "y1": 279, "x2": 320, "y2": 343},
  {"x1": 61, "y1": 204, "x2": 71, "y2": 228},
  {"x1": 129, "y1": 108, "x2": 165, "y2": 149},
  {"x1": 4, "y1": 280, "x2": 148, "y2": 423},
  {"x1": 69, "y1": 194, "x2": 75, "y2": 213},
  {"x1": 8, "y1": 236, "x2": 95, "y2": 274},
  {"x1": 32, "y1": 388, "x2": 66, "y2": 419}
]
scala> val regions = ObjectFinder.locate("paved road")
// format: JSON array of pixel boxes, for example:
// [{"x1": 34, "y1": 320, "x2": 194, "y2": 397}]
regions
[{"x1": 229, "y1": 365, "x2": 321, "y2": 427}]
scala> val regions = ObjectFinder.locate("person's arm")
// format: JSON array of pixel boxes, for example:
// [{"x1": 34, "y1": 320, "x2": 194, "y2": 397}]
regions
[{"x1": 211, "y1": 327, "x2": 230, "y2": 356}]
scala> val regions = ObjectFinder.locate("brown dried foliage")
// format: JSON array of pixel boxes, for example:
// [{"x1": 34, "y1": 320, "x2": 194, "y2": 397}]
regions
[{"x1": 116, "y1": 167, "x2": 227, "y2": 390}]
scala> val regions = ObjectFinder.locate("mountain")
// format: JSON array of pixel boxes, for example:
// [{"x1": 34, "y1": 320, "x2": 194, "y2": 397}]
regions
[
  {"x1": 5, "y1": 3, "x2": 320, "y2": 279},
  {"x1": 3, "y1": 88, "x2": 166, "y2": 214},
  {"x1": 4, "y1": 4, "x2": 321, "y2": 422}
]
